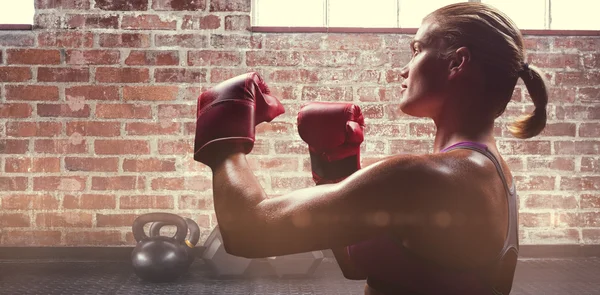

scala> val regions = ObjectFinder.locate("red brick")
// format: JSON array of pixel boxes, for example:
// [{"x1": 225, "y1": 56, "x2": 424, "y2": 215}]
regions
[
  {"x1": 322, "y1": 69, "x2": 380, "y2": 83},
  {"x1": 1, "y1": 231, "x2": 61, "y2": 246},
  {"x1": 539, "y1": 123, "x2": 576, "y2": 137},
  {"x1": 362, "y1": 140, "x2": 386, "y2": 155},
  {"x1": 211, "y1": 34, "x2": 263, "y2": 49},
  {"x1": 65, "y1": 157, "x2": 119, "y2": 172},
  {"x1": 579, "y1": 88, "x2": 600, "y2": 103},
  {"x1": 390, "y1": 140, "x2": 433, "y2": 154},
  {"x1": 581, "y1": 157, "x2": 600, "y2": 173},
  {"x1": 0, "y1": 177, "x2": 28, "y2": 191},
  {"x1": 123, "y1": 86, "x2": 178, "y2": 101},
  {"x1": 123, "y1": 158, "x2": 176, "y2": 172},
  {"x1": 63, "y1": 194, "x2": 117, "y2": 209},
  {"x1": 529, "y1": 229, "x2": 579, "y2": 243},
  {"x1": 36, "y1": 0, "x2": 90, "y2": 9},
  {"x1": 584, "y1": 53, "x2": 600, "y2": 69},
  {"x1": 513, "y1": 175, "x2": 555, "y2": 191},
  {"x1": 210, "y1": 68, "x2": 260, "y2": 83},
  {"x1": 325, "y1": 34, "x2": 383, "y2": 50},
  {"x1": 66, "y1": 50, "x2": 120, "y2": 65},
  {"x1": 125, "y1": 50, "x2": 179, "y2": 66},
  {"x1": 37, "y1": 104, "x2": 91, "y2": 118},
  {"x1": 36, "y1": 212, "x2": 93, "y2": 227},
  {"x1": 6, "y1": 121, "x2": 61, "y2": 137},
  {"x1": 7, "y1": 49, "x2": 60, "y2": 65},
  {"x1": 582, "y1": 229, "x2": 600, "y2": 243},
  {"x1": 65, "y1": 231, "x2": 123, "y2": 245},
  {"x1": 556, "y1": 71, "x2": 600, "y2": 87},
  {"x1": 504, "y1": 156, "x2": 525, "y2": 172},
  {"x1": 125, "y1": 122, "x2": 180, "y2": 135},
  {"x1": 246, "y1": 51, "x2": 301, "y2": 67},
  {"x1": 95, "y1": 0, "x2": 147, "y2": 10},
  {"x1": 179, "y1": 195, "x2": 210, "y2": 210},
  {"x1": 151, "y1": 177, "x2": 184, "y2": 190},
  {"x1": 385, "y1": 69, "x2": 403, "y2": 83},
  {"x1": 498, "y1": 140, "x2": 551, "y2": 155},
  {"x1": 38, "y1": 67, "x2": 90, "y2": 82},
  {"x1": 0, "y1": 140, "x2": 29, "y2": 154},
  {"x1": 519, "y1": 212, "x2": 551, "y2": 227},
  {"x1": 358, "y1": 87, "x2": 402, "y2": 102},
  {"x1": 0, "y1": 103, "x2": 32, "y2": 118},
  {"x1": 92, "y1": 176, "x2": 146, "y2": 190},
  {"x1": 272, "y1": 176, "x2": 313, "y2": 190},
  {"x1": 0, "y1": 67, "x2": 32, "y2": 82},
  {"x1": 365, "y1": 123, "x2": 408, "y2": 137},
  {"x1": 526, "y1": 157, "x2": 575, "y2": 172},
  {"x1": 182, "y1": 14, "x2": 221, "y2": 30},
  {"x1": 560, "y1": 176, "x2": 600, "y2": 191},
  {"x1": 5, "y1": 157, "x2": 60, "y2": 173},
  {"x1": 391, "y1": 51, "x2": 412, "y2": 68},
  {"x1": 66, "y1": 86, "x2": 119, "y2": 101},
  {"x1": 255, "y1": 122, "x2": 294, "y2": 136},
  {"x1": 35, "y1": 14, "x2": 62, "y2": 29},
  {"x1": 527, "y1": 53, "x2": 580, "y2": 69},
  {"x1": 225, "y1": 15, "x2": 250, "y2": 31},
  {"x1": 155, "y1": 68, "x2": 207, "y2": 83},
  {"x1": 580, "y1": 123, "x2": 600, "y2": 137},
  {"x1": 362, "y1": 104, "x2": 385, "y2": 119},
  {"x1": 0, "y1": 213, "x2": 30, "y2": 227},
  {"x1": 1, "y1": 194, "x2": 60, "y2": 210},
  {"x1": 557, "y1": 212, "x2": 600, "y2": 227},
  {"x1": 6, "y1": 85, "x2": 59, "y2": 101},
  {"x1": 96, "y1": 68, "x2": 150, "y2": 83},
  {"x1": 97, "y1": 214, "x2": 138, "y2": 227},
  {"x1": 581, "y1": 194, "x2": 600, "y2": 209},
  {"x1": 524, "y1": 194, "x2": 578, "y2": 209},
  {"x1": 303, "y1": 51, "x2": 360, "y2": 67},
  {"x1": 65, "y1": 14, "x2": 119, "y2": 29},
  {"x1": 554, "y1": 37, "x2": 600, "y2": 51},
  {"x1": 157, "y1": 104, "x2": 195, "y2": 119},
  {"x1": 120, "y1": 195, "x2": 174, "y2": 209},
  {"x1": 95, "y1": 140, "x2": 150, "y2": 155},
  {"x1": 181, "y1": 86, "x2": 206, "y2": 102},
  {"x1": 300, "y1": 86, "x2": 353, "y2": 101},
  {"x1": 247, "y1": 157, "x2": 299, "y2": 171},
  {"x1": 122, "y1": 15, "x2": 177, "y2": 30},
  {"x1": 523, "y1": 37, "x2": 551, "y2": 51},
  {"x1": 0, "y1": 33, "x2": 35, "y2": 47},
  {"x1": 188, "y1": 50, "x2": 242, "y2": 66},
  {"x1": 95, "y1": 103, "x2": 153, "y2": 119},
  {"x1": 262, "y1": 34, "x2": 318, "y2": 50},
  {"x1": 556, "y1": 106, "x2": 600, "y2": 120},
  {"x1": 155, "y1": 34, "x2": 208, "y2": 48},
  {"x1": 274, "y1": 140, "x2": 307, "y2": 155},
  {"x1": 99, "y1": 33, "x2": 151, "y2": 47},
  {"x1": 38, "y1": 31, "x2": 94, "y2": 48},
  {"x1": 409, "y1": 122, "x2": 436, "y2": 137},
  {"x1": 34, "y1": 139, "x2": 87, "y2": 154},
  {"x1": 157, "y1": 139, "x2": 193, "y2": 155},
  {"x1": 153, "y1": 0, "x2": 206, "y2": 10},
  {"x1": 210, "y1": 0, "x2": 250, "y2": 11},
  {"x1": 187, "y1": 176, "x2": 213, "y2": 191},
  {"x1": 555, "y1": 141, "x2": 600, "y2": 155},
  {"x1": 33, "y1": 176, "x2": 86, "y2": 191},
  {"x1": 66, "y1": 121, "x2": 120, "y2": 137}
]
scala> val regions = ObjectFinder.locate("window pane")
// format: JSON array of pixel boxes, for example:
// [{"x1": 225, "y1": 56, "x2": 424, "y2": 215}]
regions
[
  {"x1": 0, "y1": 0, "x2": 34, "y2": 25},
  {"x1": 399, "y1": 0, "x2": 467, "y2": 28},
  {"x1": 328, "y1": 0, "x2": 398, "y2": 28},
  {"x1": 551, "y1": 0, "x2": 600, "y2": 30},
  {"x1": 482, "y1": 0, "x2": 547, "y2": 30},
  {"x1": 253, "y1": 0, "x2": 325, "y2": 27}
]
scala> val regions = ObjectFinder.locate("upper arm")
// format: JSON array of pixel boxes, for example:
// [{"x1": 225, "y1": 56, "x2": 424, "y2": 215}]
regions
[{"x1": 227, "y1": 154, "x2": 456, "y2": 258}]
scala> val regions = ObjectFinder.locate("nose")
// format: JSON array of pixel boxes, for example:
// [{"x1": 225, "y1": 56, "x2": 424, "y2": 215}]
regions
[{"x1": 399, "y1": 63, "x2": 409, "y2": 79}]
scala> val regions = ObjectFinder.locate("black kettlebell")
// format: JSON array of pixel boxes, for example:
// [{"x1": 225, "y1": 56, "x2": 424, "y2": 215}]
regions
[
  {"x1": 149, "y1": 217, "x2": 201, "y2": 268},
  {"x1": 131, "y1": 212, "x2": 190, "y2": 283}
]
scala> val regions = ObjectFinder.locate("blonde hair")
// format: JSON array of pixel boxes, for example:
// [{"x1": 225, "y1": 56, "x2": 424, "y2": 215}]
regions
[{"x1": 425, "y1": 3, "x2": 548, "y2": 139}]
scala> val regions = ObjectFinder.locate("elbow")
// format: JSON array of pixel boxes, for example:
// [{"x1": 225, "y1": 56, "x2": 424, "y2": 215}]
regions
[{"x1": 219, "y1": 221, "x2": 268, "y2": 259}]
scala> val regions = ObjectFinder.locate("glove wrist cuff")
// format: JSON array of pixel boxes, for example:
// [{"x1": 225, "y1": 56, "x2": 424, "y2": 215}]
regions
[{"x1": 309, "y1": 152, "x2": 360, "y2": 184}]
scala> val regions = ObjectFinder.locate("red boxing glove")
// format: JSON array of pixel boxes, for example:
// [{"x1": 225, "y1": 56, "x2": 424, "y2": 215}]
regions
[
  {"x1": 193, "y1": 72, "x2": 285, "y2": 165},
  {"x1": 297, "y1": 102, "x2": 365, "y2": 185}
]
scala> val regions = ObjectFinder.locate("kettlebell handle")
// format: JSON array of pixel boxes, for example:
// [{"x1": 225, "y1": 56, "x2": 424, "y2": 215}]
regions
[
  {"x1": 149, "y1": 218, "x2": 201, "y2": 248},
  {"x1": 132, "y1": 212, "x2": 188, "y2": 243}
]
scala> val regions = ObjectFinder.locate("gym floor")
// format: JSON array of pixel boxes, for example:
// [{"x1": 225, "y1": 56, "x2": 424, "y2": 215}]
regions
[{"x1": 1, "y1": 258, "x2": 599, "y2": 295}]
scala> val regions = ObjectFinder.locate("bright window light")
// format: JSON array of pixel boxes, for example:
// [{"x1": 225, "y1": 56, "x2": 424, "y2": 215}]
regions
[
  {"x1": 0, "y1": 0, "x2": 35, "y2": 25},
  {"x1": 253, "y1": 0, "x2": 325, "y2": 27},
  {"x1": 482, "y1": 0, "x2": 547, "y2": 30},
  {"x1": 328, "y1": 0, "x2": 398, "y2": 28},
  {"x1": 551, "y1": 0, "x2": 600, "y2": 30},
  {"x1": 398, "y1": 0, "x2": 467, "y2": 28}
]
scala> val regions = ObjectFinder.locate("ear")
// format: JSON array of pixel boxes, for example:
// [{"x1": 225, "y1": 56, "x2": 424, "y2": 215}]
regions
[{"x1": 448, "y1": 46, "x2": 471, "y2": 80}]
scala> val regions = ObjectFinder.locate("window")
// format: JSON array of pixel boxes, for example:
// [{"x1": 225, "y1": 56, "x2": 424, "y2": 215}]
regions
[
  {"x1": 252, "y1": 0, "x2": 600, "y2": 31},
  {"x1": 0, "y1": 0, "x2": 35, "y2": 29}
]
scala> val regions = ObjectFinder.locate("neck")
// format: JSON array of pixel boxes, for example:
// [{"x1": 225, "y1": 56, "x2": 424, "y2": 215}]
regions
[{"x1": 432, "y1": 97, "x2": 496, "y2": 153}]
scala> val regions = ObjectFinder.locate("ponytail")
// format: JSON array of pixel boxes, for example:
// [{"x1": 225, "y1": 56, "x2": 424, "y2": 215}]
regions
[{"x1": 508, "y1": 64, "x2": 548, "y2": 139}]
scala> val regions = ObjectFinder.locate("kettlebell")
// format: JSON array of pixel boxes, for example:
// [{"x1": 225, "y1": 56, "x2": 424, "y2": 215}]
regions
[
  {"x1": 149, "y1": 217, "x2": 201, "y2": 267},
  {"x1": 131, "y1": 212, "x2": 190, "y2": 283}
]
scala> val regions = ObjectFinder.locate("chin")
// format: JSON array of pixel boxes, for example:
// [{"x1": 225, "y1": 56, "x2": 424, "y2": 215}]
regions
[{"x1": 399, "y1": 99, "x2": 430, "y2": 118}]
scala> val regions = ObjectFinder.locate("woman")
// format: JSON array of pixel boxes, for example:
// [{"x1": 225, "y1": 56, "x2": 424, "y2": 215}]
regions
[{"x1": 193, "y1": 2, "x2": 548, "y2": 294}]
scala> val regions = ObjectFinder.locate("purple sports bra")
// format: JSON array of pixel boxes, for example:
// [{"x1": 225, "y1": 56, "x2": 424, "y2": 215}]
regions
[{"x1": 347, "y1": 142, "x2": 519, "y2": 295}]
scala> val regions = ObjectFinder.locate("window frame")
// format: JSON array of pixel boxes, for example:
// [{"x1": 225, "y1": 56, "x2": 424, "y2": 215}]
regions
[{"x1": 0, "y1": 0, "x2": 34, "y2": 31}]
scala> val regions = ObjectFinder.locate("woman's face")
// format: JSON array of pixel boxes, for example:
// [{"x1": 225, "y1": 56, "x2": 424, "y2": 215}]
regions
[{"x1": 398, "y1": 20, "x2": 451, "y2": 118}]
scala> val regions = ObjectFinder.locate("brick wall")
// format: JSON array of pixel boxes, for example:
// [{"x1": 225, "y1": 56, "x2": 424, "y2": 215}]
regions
[{"x1": 0, "y1": 0, "x2": 599, "y2": 247}]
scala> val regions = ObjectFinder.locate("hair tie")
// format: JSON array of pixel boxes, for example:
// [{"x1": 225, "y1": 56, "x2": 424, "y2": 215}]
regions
[{"x1": 522, "y1": 62, "x2": 530, "y2": 72}]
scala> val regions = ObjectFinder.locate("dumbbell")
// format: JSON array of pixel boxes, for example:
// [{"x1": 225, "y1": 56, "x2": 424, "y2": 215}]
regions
[{"x1": 201, "y1": 225, "x2": 324, "y2": 278}]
